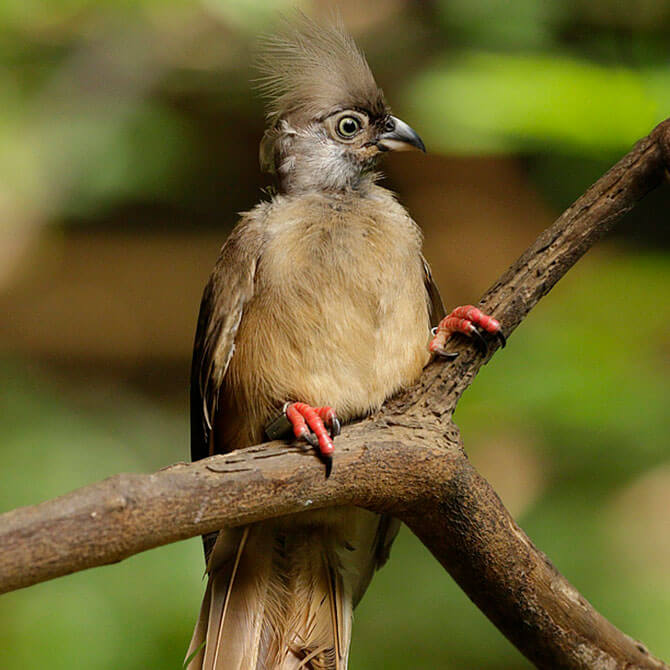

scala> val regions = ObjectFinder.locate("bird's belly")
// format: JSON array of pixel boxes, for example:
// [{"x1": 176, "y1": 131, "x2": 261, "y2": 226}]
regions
[
  {"x1": 224, "y1": 203, "x2": 431, "y2": 445},
  {"x1": 225, "y1": 267, "x2": 430, "y2": 447},
  {"x1": 290, "y1": 293, "x2": 430, "y2": 420}
]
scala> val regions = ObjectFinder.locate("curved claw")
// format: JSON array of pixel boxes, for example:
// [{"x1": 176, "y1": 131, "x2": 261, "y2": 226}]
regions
[
  {"x1": 315, "y1": 406, "x2": 340, "y2": 439},
  {"x1": 497, "y1": 330, "x2": 507, "y2": 348},
  {"x1": 432, "y1": 348, "x2": 460, "y2": 361},
  {"x1": 470, "y1": 327, "x2": 488, "y2": 356},
  {"x1": 303, "y1": 431, "x2": 319, "y2": 449},
  {"x1": 330, "y1": 416, "x2": 341, "y2": 437},
  {"x1": 323, "y1": 455, "x2": 333, "y2": 479},
  {"x1": 429, "y1": 326, "x2": 460, "y2": 360}
]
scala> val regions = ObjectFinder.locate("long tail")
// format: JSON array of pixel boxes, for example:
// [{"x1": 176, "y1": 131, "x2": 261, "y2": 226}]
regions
[{"x1": 185, "y1": 522, "x2": 358, "y2": 670}]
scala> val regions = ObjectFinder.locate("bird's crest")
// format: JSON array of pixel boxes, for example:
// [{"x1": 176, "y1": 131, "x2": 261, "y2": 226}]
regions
[{"x1": 255, "y1": 14, "x2": 387, "y2": 126}]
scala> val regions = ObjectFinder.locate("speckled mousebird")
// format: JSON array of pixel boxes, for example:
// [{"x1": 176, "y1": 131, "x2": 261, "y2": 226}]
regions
[{"x1": 185, "y1": 16, "x2": 504, "y2": 670}]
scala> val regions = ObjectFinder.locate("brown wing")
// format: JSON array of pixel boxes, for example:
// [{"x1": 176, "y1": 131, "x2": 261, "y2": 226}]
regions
[
  {"x1": 190, "y1": 220, "x2": 264, "y2": 463},
  {"x1": 423, "y1": 256, "x2": 446, "y2": 328}
]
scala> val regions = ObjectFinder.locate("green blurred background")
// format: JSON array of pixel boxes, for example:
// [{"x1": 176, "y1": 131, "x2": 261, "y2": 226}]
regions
[{"x1": 1, "y1": 1, "x2": 669, "y2": 668}]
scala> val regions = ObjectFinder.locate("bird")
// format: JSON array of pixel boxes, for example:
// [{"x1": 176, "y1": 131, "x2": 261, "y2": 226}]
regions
[{"x1": 185, "y1": 15, "x2": 504, "y2": 670}]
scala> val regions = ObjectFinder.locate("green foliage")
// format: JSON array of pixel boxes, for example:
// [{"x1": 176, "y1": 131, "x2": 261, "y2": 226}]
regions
[{"x1": 408, "y1": 52, "x2": 667, "y2": 155}]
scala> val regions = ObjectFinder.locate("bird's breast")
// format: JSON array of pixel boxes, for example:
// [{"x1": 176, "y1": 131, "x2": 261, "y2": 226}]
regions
[{"x1": 226, "y1": 190, "x2": 431, "y2": 441}]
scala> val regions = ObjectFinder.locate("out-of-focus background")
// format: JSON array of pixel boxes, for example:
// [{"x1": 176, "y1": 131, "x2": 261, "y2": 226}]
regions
[{"x1": 1, "y1": 0, "x2": 668, "y2": 668}]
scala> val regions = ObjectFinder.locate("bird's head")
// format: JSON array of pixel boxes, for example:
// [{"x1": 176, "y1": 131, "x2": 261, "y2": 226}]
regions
[{"x1": 256, "y1": 15, "x2": 425, "y2": 194}]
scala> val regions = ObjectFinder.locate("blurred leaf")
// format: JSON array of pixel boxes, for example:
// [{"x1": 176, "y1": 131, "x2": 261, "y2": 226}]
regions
[
  {"x1": 0, "y1": 0, "x2": 174, "y2": 29},
  {"x1": 436, "y1": 0, "x2": 565, "y2": 50},
  {"x1": 0, "y1": 99, "x2": 190, "y2": 223},
  {"x1": 48, "y1": 101, "x2": 192, "y2": 217},
  {"x1": 201, "y1": 0, "x2": 301, "y2": 32},
  {"x1": 407, "y1": 51, "x2": 666, "y2": 155}
]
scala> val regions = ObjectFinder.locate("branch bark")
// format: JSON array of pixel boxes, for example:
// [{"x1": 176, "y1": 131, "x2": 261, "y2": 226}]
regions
[{"x1": 2, "y1": 120, "x2": 669, "y2": 670}]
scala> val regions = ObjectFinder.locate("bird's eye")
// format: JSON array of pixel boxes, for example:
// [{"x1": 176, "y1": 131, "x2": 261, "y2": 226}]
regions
[{"x1": 337, "y1": 116, "x2": 361, "y2": 138}]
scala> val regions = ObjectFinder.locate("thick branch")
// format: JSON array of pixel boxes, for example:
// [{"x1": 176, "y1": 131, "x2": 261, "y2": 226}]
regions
[
  {"x1": 1, "y1": 120, "x2": 669, "y2": 669},
  {"x1": 1, "y1": 427, "x2": 666, "y2": 669}
]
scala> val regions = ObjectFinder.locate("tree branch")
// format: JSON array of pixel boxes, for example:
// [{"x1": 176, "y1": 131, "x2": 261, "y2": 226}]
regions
[{"x1": 1, "y1": 120, "x2": 669, "y2": 670}]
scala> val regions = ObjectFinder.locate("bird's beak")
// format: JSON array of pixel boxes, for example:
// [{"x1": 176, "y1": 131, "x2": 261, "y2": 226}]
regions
[{"x1": 376, "y1": 116, "x2": 426, "y2": 153}]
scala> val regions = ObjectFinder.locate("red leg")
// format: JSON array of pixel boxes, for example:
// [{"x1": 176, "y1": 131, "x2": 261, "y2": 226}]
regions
[
  {"x1": 285, "y1": 402, "x2": 338, "y2": 477},
  {"x1": 429, "y1": 304, "x2": 505, "y2": 357},
  {"x1": 285, "y1": 402, "x2": 337, "y2": 454}
]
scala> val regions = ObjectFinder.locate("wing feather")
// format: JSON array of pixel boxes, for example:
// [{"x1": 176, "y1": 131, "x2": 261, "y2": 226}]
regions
[
  {"x1": 190, "y1": 218, "x2": 266, "y2": 463},
  {"x1": 422, "y1": 256, "x2": 446, "y2": 328}
]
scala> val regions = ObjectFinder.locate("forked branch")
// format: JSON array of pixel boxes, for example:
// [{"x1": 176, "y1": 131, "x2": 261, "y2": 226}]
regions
[{"x1": 1, "y1": 120, "x2": 669, "y2": 670}]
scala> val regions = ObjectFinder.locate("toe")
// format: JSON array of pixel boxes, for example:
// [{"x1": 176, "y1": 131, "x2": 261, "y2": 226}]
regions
[
  {"x1": 435, "y1": 305, "x2": 505, "y2": 356},
  {"x1": 286, "y1": 403, "x2": 309, "y2": 440},
  {"x1": 429, "y1": 327, "x2": 459, "y2": 359},
  {"x1": 303, "y1": 431, "x2": 319, "y2": 449},
  {"x1": 288, "y1": 402, "x2": 335, "y2": 456}
]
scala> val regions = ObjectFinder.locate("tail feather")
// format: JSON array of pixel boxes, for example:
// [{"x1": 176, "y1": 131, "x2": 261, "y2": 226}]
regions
[
  {"x1": 211, "y1": 527, "x2": 275, "y2": 670},
  {"x1": 184, "y1": 576, "x2": 211, "y2": 668},
  {"x1": 205, "y1": 527, "x2": 251, "y2": 668},
  {"x1": 333, "y1": 568, "x2": 350, "y2": 662},
  {"x1": 186, "y1": 526, "x2": 273, "y2": 670},
  {"x1": 278, "y1": 543, "x2": 350, "y2": 670},
  {"x1": 187, "y1": 509, "x2": 388, "y2": 670}
]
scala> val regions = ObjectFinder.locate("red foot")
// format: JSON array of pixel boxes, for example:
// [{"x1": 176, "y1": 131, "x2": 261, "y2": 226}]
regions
[
  {"x1": 285, "y1": 402, "x2": 340, "y2": 466},
  {"x1": 429, "y1": 305, "x2": 505, "y2": 357}
]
